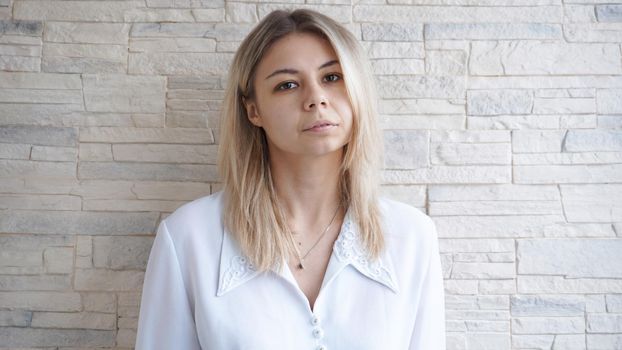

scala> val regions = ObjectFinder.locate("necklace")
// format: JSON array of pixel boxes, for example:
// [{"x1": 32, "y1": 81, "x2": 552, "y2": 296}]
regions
[{"x1": 290, "y1": 203, "x2": 341, "y2": 270}]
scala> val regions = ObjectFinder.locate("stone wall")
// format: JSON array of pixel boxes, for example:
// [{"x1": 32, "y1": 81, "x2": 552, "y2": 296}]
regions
[{"x1": 0, "y1": 0, "x2": 621, "y2": 349}]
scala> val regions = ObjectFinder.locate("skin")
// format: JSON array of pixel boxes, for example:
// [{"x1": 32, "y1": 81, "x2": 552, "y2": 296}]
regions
[{"x1": 243, "y1": 32, "x2": 354, "y2": 310}]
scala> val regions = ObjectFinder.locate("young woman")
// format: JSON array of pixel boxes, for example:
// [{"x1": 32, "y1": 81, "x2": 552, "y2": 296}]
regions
[{"x1": 136, "y1": 9, "x2": 446, "y2": 350}]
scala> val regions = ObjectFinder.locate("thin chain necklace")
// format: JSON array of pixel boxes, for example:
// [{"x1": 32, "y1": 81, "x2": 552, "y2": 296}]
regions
[{"x1": 290, "y1": 203, "x2": 341, "y2": 270}]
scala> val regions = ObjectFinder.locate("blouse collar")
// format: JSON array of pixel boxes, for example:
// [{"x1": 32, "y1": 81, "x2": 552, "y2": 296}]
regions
[{"x1": 216, "y1": 207, "x2": 400, "y2": 297}]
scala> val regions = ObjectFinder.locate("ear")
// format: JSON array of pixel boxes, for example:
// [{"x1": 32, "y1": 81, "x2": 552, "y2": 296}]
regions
[{"x1": 242, "y1": 96, "x2": 263, "y2": 127}]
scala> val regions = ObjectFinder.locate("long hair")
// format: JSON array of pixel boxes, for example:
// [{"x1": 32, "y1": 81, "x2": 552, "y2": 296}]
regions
[{"x1": 217, "y1": 8, "x2": 385, "y2": 272}]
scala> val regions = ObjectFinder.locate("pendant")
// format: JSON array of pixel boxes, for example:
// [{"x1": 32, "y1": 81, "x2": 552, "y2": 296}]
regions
[{"x1": 297, "y1": 262, "x2": 304, "y2": 269}]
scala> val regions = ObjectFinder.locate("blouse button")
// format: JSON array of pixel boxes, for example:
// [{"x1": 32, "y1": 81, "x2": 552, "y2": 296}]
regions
[
  {"x1": 311, "y1": 315, "x2": 321, "y2": 326},
  {"x1": 312, "y1": 327, "x2": 324, "y2": 339}
]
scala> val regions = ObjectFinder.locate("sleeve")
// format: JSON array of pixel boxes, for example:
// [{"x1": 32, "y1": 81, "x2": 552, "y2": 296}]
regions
[
  {"x1": 135, "y1": 220, "x2": 202, "y2": 350},
  {"x1": 408, "y1": 217, "x2": 446, "y2": 350}
]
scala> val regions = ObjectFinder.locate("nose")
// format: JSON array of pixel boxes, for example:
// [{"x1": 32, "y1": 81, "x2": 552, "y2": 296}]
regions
[{"x1": 303, "y1": 81, "x2": 328, "y2": 111}]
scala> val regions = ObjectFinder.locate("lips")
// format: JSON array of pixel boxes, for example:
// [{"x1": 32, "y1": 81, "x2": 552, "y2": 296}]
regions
[{"x1": 303, "y1": 120, "x2": 338, "y2": 131}]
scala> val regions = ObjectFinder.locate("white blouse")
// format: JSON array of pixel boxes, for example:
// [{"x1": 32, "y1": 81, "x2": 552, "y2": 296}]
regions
[{"x1": 135, "y1": 191, "x2": 446, "y2": 350}]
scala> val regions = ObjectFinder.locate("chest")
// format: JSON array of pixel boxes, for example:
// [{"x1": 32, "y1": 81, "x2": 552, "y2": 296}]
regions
[{"x1": 195, "y1": 268, "x2": 412, "y2": 350}]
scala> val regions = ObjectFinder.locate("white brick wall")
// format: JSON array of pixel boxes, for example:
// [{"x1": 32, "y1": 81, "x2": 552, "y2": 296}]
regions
[{"x1": 0, "y1": 0, "x2": 621, "y2": 349}]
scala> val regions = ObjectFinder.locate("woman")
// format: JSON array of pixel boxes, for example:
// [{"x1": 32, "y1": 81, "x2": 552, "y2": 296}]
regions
[{"x1": 136, "y1": 8, "x2": 446, "y2": 350}]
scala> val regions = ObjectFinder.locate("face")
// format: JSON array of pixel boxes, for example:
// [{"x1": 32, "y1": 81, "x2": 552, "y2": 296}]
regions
[{"x1": 243, "y1": 32, "x2": 354, "y2": 160}]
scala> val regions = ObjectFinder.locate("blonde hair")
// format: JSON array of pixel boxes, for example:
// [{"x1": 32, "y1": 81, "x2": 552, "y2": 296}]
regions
[{"x1": 217, "y1": 8, "x2": 385, "y2": 272}]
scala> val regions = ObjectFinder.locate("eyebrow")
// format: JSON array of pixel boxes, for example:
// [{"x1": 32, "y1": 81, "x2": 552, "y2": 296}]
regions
[{"x1": 264, "y1": 59, "x2": 340, "y2": 80}]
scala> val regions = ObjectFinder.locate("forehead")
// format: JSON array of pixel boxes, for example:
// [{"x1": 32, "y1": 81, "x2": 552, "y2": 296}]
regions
[{"x1": 257, "y1": 32, "x2": 339, "y2": 74}]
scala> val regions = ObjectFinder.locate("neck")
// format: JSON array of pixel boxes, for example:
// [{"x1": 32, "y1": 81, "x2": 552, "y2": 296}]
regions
[{"x1": 269, "y1": 149, "x2": 344, "y2": 231}]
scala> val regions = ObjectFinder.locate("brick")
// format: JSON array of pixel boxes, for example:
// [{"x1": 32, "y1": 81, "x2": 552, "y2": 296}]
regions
[
  {"x1": 434, "y1": 214, "x2": 562, "y2": 238},
  {"x1": 82, "y1": 74, "x2": 165, "y2": 113},
  {"x1": 362, "y1": 41, "x2": 424, "y2": 59},
  {"x1": 382, "y1": 165, "x2": 510, "y2": 185},
  {"x1": 0, "y1": 291, "x2": 81, "y2": 311},
  {"x1": 425, "y1": 23, "x2": 562, "y2": 40},
  {"x1": 124, "y1": 8, "x2": 195, "y2": 22},
  {"x1": 512, "y1": 130, "x2": 565, "y2": 153},
  {"x1": 542, "y1": 223, "x2": 616, "y2": 238},
  {"x1": 514, "y1": 152, "x2": 622, "y2": 165},
  {"x1": 79, "y1": 126, "x2": 213, "y2": 144},
  {"x1": 587, "y1": 334, "x2": 622, "y2": 349},
  {"x1": 130, "y1": 37, "x2": 217, "y2": 53},
  {"x1": 512, "y1": 334, "x2": 553, "y2": 349},
  {"x1": 44, "y1": 22, "x2": 130, "y2": 44},
  {"x1": 565, "y1": 23, "x2": 622, "y2": 43},
  {"x1": 467, "y1": 89, "x2": 533, "y2": 116},
  {"x1": 446, "y1": 295, "x2": 509, "y2": 310},
  {"x1": 129, "y1": 51, "x2": 232, "y2": 75},
  {"x1": 0, "y1": 88, "x2": 82, "y2": 104},
  {"x1": 0, "y1": 310, "x2": 31, "y2": 327},
  {"x1": 474, "y1": 114, "x2": 559, "y2": 132},
  {"x1": 192, "y1": 8, "x2": 225, "y2": 22},
  {"x1": 380, "y1": 98, "x2": 464, "y2": 115},
  {"x1": 377, "y1": 75, "x2": 465, "y2": 99},
  {"x1": 425, "y1": 50, "x2": 466, "y2": 76},
  {"x1": 0, "y1": 327, "x2": 114, "y2": 347},
  {"x1": 597, "y1": 89, "x2": 622, "y2": 114},
  {"x1": 112, "y1": 144, "x2": 218, "y2": 164},
  {"x1": 0, "y1": 210, "x2": 158, "y2": 235},
  {"x1": 0, "y1": 143, "x2": 30, "y2": 159},
  {"x1": 383, "y1": 130, "x2": 428, "y2": 169},
  {"x1": 0, "y1": 20, "x2": 42, "y2": 35},
  {"x1": 43, "y1": 247, "x2": 74, "y2": 274},
  {"x1": 0, "y1": 274, "x2": 71, "y2": 290},
  {"x1": 432, "y1": 143, "x2": 510, "y2": 165},
  {"x1": 361, "y1": 23, "x2": 423, "y2": 41},
  {"x1": 430, "y1": 184, "x2": 558, "y2": 201},
  {"x1": 514, "y1": 164, "x2": 622, "y2": 184},
  {"x1": 564, "y1": 5, "x2": 596, "y2": 23},
  {"x1": 512, "y1": 317, "x2": 584, "y2": 334},
  {"x1": 560, "y1": 184, "x2": 622, "y2": 223},
  {"x1": 92, "y1": 236, "x2": 153, "y2": 270},
  {"x1": 0, "y1": 159, "x2": 76, "y2": 179},
  {"x1": 82, "y1": 292, "x2": 116, "y2": 313},
  {"x1": 511, "y1": 295, "x2": 584, "y2": 317},
  {"x1": 451, "y1": 262, "x2": 515, "y2": 279},
  {"x1": 565, "y1": 130, "x2": 622, "y2": 152},
  {"x1": 79, "y1": 161, "x2": 219, "y2": 182},
  {"x1": 470, "y1": 41, "x2": 622, "y2": 76},
  {"x1": 517, "y1": 239, "x2": 622, "y2": 278},
  {"x1": 78, "y1": 143, "x2": 112, "y2": 161},
  {"x1": 0, "y1": 125, "x2": 77, "y2": 147},
  {"x1": 479, "y1": 280, "x2": 516, "y2": 295},
  {"x1": 596, "y1": 4, "x2": 622, "y2": 22},
  {"x1": 354, "y1": 5, "x2": 560, "y2": 23},
  {"x1": 225, "y1": 2, "x2": 257, "y2": 23},
  {"x1": 606, "y1": 294, "x2": 622, "y2": 312},
  {"x1": 31, "y1": 146, "x2": 77, "y2": 161},
  {"x1": 3, "y1": 188, "x2": 78, "y2": 208},
  {"x1": 533, "y1": 97, "x2": 595, "y2": 114},
  {"x1": 74, "y1": 268, "x2": 144, "y2": 291},
  {"x1": 430, "y1": 200, "x2": 561, "y2": 216},
  {"x1": 146, "y1": 0, "x2": 223, "y2": 8},
  {"x1": 13, "y1": 0, "x2": 144, "y2": 22},
  {"x1": 465, "y1": 333, "x2": 510, "y2": 349},
  {"x1": 31, "y1": 311, "x2": 116, "y2": 330},
  {"x1": 587, "y1": 295, "x2": 607, "y2": 313},
  {"x1": 587, "y1": 314, "x2": 622, "y2": 333},
  {"x1": 553, "y1": 335, "x2": 586, "y2": 350}
]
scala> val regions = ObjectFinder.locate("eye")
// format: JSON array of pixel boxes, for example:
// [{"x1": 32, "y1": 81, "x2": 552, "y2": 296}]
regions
[
  {"x1": 276, "y1": 81, "x2": 298, "y2": 91},
  {"x1": 324, "y1": 73, "x2": 342, "y2": 82}
]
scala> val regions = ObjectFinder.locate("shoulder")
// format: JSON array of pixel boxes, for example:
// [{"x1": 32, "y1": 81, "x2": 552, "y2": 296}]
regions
[
  {"x1": 377, "y1": 196, "x2": 439, "y2": 249},
  {"x1": 160, "y1": 191, "x2": 225, "y2": 242}
]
